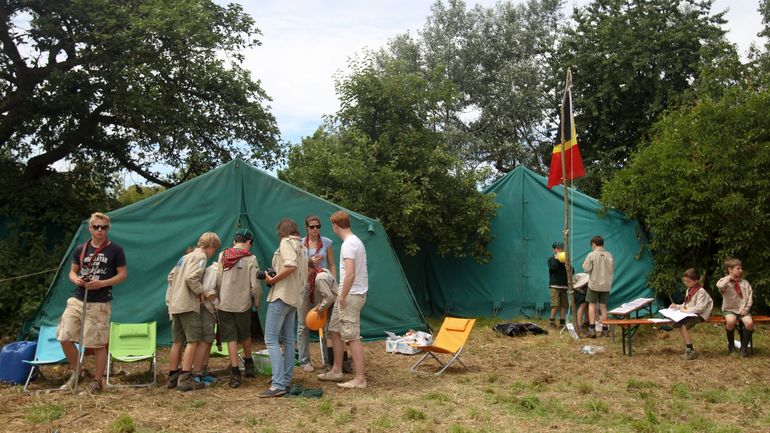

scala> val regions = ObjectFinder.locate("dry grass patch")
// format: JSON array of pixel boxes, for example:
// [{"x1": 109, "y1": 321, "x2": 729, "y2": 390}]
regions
[{"x1": 2, "y1": 317, "x2": 770, "y2": 432}]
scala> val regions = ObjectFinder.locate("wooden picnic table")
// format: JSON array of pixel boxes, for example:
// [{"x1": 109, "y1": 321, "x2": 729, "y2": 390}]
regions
[
  {"x1": 604, "y1": 297, "x2": 656, "y2": 341},
  {"x1": 602, "y1": 315, "x2": 770, "y2": 356}
]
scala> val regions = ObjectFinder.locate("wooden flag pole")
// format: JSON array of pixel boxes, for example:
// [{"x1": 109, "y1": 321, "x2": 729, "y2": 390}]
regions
[{"x1": 559, "y1": 68, "x2": 580, "y2": 337}]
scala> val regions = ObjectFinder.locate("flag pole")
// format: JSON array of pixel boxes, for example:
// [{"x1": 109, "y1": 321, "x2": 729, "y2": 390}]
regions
[{"x1": 559, "y1": 68, "x2": 580, "y2": 337}]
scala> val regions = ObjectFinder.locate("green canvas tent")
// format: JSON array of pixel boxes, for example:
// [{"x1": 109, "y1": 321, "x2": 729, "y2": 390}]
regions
[
  {"x1": 401, "y1": 166, "x2": 654, "y2": 318},
  {"x1": 24, "y1": 159, "x2": 426, "y2": 344}
]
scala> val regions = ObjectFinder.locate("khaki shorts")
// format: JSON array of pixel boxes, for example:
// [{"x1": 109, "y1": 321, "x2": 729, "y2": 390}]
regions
[
  {"x1": 586, "y1": 289, "x2": 609, "y2": 305},
  {"x1": 328, "y1": 293, "x2": 366, "y2": 342},
  {"x1": 172, "y1": 311, "x2": 203, "y2": 343},
  {"x1": 218, "y1": 310, "x2": 251, "y2": 342},
  {"x1": 201, "y1": 306, "x2": 217, "y2": 343},
  {"x1": 57, "y1": 297, "x2": 111, "y2": 348},
  {"x1": 549, "y1": 286, "x2": 568, "y2": 308}
]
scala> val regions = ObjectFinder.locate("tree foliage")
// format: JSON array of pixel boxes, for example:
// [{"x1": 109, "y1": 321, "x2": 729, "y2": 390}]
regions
[
  {"x1": 280, "y1": 56, "x2": 498, "y2": 260},
  {"x1": 560, "y1": 0, "x2": 740, "y2": 195},
  {"x1": 382, "y1": 0, "x2": 565, "y2": 178},
  {"x1": 1, "y1": 0, "x2": 283, "y2": 186},
  {"x1": 601, "y1": 88, "x2": 770, "y2": 303}
]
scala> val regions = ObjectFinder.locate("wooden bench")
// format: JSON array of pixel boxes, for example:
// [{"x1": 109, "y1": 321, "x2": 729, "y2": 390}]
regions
[{"x1": 602, "y1": 315, "x2": 770, "y2": 356}]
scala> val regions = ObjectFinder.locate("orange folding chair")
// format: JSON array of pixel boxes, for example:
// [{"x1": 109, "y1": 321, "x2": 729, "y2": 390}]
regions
[{"x1": 411, "y1": 317, "x2": 476, "y2": 375}]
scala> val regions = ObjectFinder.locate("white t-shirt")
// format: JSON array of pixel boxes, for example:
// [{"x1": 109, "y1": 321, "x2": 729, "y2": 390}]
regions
[{"x1": 339, "y1": 234, "x2": 368, "y2": 295}]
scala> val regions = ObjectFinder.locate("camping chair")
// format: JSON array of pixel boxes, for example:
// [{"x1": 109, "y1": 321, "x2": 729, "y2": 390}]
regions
[
  {"x1": 22, "y1": 325, "x2": 71, "y2": 392},
  {"x1": 106, "y1": 321, "x2": 157, "y2": 387},
  {"x1": 411, "y1": 317, "x2": 476, "y2": 376}
]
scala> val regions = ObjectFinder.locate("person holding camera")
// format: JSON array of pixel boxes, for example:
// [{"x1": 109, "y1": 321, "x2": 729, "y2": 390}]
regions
[
  {"x1": 216, "y1": 228, "x2": 260, "y2": 387},
  {"x1": 259, "y1": 218, "x2": 308, "y2": 398},
  {"x1": 298, "y1": 214, "x2": 338, "y2": 372},
  {"x1": 58, "y1": 212, "x2": 127, "y2": 393}
]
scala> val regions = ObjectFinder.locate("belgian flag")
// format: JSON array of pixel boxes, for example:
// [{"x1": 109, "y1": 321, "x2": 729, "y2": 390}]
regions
[{"x1": 547, "y1": 80, "x2": 585, "y2": 189}]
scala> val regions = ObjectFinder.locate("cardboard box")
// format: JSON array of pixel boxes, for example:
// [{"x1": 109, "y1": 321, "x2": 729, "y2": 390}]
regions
[{"x1": 385, "y1": 338, "x2": 422, "y2": 355}]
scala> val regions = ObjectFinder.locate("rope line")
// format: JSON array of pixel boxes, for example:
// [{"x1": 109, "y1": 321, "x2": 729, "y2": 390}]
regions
[{"x1": 0, "y1": 268, "x2": 59, "y2": 283}]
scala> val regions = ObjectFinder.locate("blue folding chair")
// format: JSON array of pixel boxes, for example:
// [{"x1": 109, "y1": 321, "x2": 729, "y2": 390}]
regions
[{"x1": 22, "y1": 325, "x2": 70, "y2": 392}]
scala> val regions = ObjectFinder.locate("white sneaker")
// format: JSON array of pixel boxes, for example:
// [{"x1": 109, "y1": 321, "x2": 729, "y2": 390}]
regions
[{"x1": 301, "y1": 363, "x2": 315, "y2": 373}]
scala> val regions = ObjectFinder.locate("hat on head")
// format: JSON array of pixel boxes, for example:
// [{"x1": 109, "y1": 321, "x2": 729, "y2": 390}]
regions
[
  {"x1": 552, "y1": 241, "x2": 564, "y2": 249},
  {"x1": 573, "y1": 273, "x2": 590, "y2": 289},
  {"x1": 235, "y1": 228, "x2": 253, "y2": 241}
]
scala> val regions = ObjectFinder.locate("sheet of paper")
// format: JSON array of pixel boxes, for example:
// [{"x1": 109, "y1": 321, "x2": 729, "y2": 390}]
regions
[{"x1": 658, "y1": 308, "x2": 697, "y2": 322}]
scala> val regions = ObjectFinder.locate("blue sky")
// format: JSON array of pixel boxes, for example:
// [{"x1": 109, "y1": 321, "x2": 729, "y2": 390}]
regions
[{"x1": 239, "y1": 0, "x2": 767, "y2": 145}]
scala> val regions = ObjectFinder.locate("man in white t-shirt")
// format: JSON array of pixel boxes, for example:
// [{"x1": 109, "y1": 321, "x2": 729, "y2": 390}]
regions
[{"x1": 317, "y1": 210, "x2": 368, "y2": 389}]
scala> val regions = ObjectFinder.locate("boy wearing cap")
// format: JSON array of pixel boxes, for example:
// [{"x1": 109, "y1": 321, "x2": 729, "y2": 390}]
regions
[
  {"x1": 548, "y1": 241, "x2": 569, "y2": 329},
  {"x1": 217, "y1": 228, "x2": 261, "y2": 387}
]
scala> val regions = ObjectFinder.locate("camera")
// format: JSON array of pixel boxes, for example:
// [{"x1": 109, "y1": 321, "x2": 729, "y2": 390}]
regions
[{"x1": 257, "y1": 268, "x2": 277, "y2": 280}]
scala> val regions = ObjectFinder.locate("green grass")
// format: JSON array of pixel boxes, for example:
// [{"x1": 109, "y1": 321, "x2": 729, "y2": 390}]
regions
[
  {"x1": 109, "y1": 414, "x2": 136, "y2": 433},
  {"x1": 24, "y1": 403, "x2": 64, "y2": 424},
  {"x1": 405, "y1": 407, "x2": 427, "y2": 420}
]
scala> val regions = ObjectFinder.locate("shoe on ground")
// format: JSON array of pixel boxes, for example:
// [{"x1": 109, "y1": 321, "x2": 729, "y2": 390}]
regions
[
  {"x1": 200, "y1": 374, "x2": 218, "y2": 385},
  {"x1": 317, "y1": 371, "x2": 344, "y2": 382},
  {"x1": 59, "y1": 371, "x2": 80, "y2": 391},
  {"x1": 177, "y1": 372, "x2": 204, "y2": 392},
  {"x1": 683, "y1": 348, "x2": 698, "y2": 360},
  {"x1": 229, "y1": 374, "x2": 241, "y2": 388},
  {"x1": 301, "y1": 363, "x2": 315, "y2": 373},
  {"x1": 549, "y1": 321, "x2": 558, "y2": 329},
  {"x1": 243, "y1": 361, "x2": 256, "y2": 378},
  {"x1": 601, "y1": 329, "x2": 609, "y2": 337},
  {"x1": 89, "y1": 380, "x2": 104, "y2": 393},
  {"x1": 258, "y1": 387, "x2": 286, "y2": 398},
  {"x1": 167, "y1": 371, "x2": 180, "y2": 389},
  {"x1": 587, "y1": 329, "x2": 597, "y2": 339}
]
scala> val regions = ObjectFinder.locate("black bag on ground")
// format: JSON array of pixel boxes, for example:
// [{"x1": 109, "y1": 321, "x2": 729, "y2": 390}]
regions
[{"x1": 493, "y1": 322, "x2": 547, "y2": 337}]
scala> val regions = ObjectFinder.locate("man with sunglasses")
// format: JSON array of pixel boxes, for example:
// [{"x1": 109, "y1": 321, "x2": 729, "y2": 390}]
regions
[{"x1": 58, "y1": 212, "x2": 127, "y2": 392}]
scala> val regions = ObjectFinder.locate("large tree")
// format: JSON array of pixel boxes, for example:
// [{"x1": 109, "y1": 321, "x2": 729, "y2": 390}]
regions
[
  {"x1": 280, "y1": 56, "x2": 498, "y2": 260},
  {"x1": 560, "y1": 0, "x2": 740, "y2": 195},
  {"x1": 383, "y1": 0, "x2": 565, "y2": 179},
  {"x1": 601, "y1": 87, "x2": 770, "y2": 303},
  {"x1": 1, "y1": 0, "x2": 283, "y2": 186}
]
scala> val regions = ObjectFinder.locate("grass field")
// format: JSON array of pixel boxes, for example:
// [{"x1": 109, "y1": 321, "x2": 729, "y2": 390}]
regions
[{"x1": 2, "y1": 317, "x2": 770, "y2": 433}]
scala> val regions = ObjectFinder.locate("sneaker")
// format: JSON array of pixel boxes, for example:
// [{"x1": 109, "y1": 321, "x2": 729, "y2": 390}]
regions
[
  {"x1": 200, "y1": 374, "x2": 218, "y2": 385},
  {"x1": 229, "y1": 373, "x2": 241, "y2": 388},
  {"x1": 59, "y1": 371, "x2": 79, "y2": 391},
  {"x1": 684, "y1": 348, "x2": 698, "y2": 360},
  {"x1": 243, "y1": 360, "x2": 256, "y2": 378},
  {"x1": 549, "y1": 321, "x2": 558, "y2": 329},
  {"x1": 587, "y1": 328, "x2": 597, "y2": 339},
  {"x1": 258, "y1": 387, "x2": 286, "y2": 398},
  {"x1": 89, "y1": 380, "x2": 104, "y2": 394},
  {"x1": 177, "y1": 372, "x2": 205, "y2": 392},
  {"x1": 167, "y1": 371, "x2": 180, "y2": 389},
  {"x1": 601, "y1": 328, "x2": 609, "y2": 337},
  {"x1": 301, "y1": 363, "x2": 315, "y2": 373}
]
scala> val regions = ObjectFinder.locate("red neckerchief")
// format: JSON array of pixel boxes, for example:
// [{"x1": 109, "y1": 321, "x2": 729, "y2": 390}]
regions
[
  {"x1": 79, "y1": 239, "x2": 110, "y2": 280},
  {"x1": 685, "y1": 284, "x2": 702, "y2": 304},
  {"x1": 733, "y1": 279, "x2": 744, "y2": 299},
  {"x1": 221, "y1": 247, "x2": 252, "y2": 270}
]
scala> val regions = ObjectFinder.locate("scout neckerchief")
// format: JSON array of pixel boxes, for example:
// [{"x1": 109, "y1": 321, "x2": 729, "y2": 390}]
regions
[
  {"x1": 221, "y1": 247, "x2": 252, "y2": 271},
  {"x1": 684, "y1": 283, "x2": 702, "y2": 304},
  {"x1": 79, "y1": 239, "x2": 110, "y2": 281},
  {"x1": 733, "y1": 279, "x2": 744, "y2": 299}
]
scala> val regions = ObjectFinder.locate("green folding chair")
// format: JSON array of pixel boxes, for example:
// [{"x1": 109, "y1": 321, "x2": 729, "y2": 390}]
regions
[{"x1": 106, "y1": 322, "x2": 157, "y2": 387}]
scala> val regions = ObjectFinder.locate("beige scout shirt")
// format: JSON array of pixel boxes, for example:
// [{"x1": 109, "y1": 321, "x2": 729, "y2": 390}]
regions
[
  {"x1": 267, "y1": 236, "x2": 308, "y2": 309},
  {"x1": 201, "y1": 262, "x2": 222, "y2": 314},
  {"x1": 582, "y1": 247, "x2": 614, "y2": 292},
  {"x1": 217, "y1": 252, "x2": 261, "y2": 313},
  {"x1": 716, "y1": 277, "x2": 753, "y2": 315},
  {"x1": 314, "y1": 268, "x2": 338, "y2": 312},
  {"x1": 166, "y1": 248, "x2": 208, "y2": 315},
  {"x1": 682, "y1": 287, "x2": 714, "y2": 321}
]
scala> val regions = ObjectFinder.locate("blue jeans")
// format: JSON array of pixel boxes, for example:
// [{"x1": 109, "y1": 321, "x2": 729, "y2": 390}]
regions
[{"x1": 265, "y1": 298, "x2": 297, "y2": 390}]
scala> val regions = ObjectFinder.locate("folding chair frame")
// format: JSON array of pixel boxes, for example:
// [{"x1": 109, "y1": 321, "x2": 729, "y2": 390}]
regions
[
  {"x1": 411, "y1": 345, "x2": 469, "y2": 376},
  {"x1": 22, "y1": 326, "x2": 72, "y2": 393}
]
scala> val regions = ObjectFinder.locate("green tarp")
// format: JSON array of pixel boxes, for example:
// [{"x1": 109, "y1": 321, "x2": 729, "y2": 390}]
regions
[
  {"x1": 24, "y1": 159, "x2": 426, "y2": 344},
  {"x1": 402, "y1": 166, "x2": 655, "y2": 318}
]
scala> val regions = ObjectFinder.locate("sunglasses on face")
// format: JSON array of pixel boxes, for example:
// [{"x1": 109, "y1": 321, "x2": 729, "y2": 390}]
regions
[
  {"x1": 308, "y1": 224, "x2": 321, "y2": 229},
  {"x1": 91, "y1": 224, "x2": 110, "y2": 231}
]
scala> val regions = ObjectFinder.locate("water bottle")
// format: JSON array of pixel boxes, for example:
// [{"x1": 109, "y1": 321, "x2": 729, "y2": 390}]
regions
[{"x1": 580, "y1": 345, "x2": 606, "y2": 355}]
